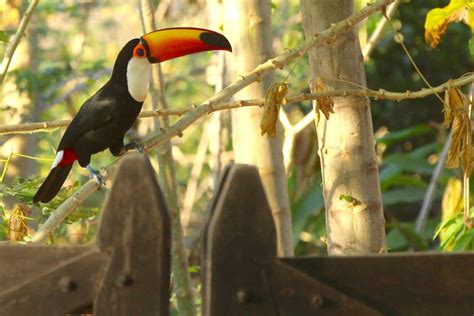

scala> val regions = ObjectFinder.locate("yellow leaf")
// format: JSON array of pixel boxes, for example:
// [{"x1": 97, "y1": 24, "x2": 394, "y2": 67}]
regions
[
  {"x1": 424, "y1": 0, "x2": 474, "y2": 48},
  {"x1": 260, "y1": 82, "x2": 288, "y2": 138},
  {"x1": 441, "y1": 177, "x2": 464, "y2": 222}
]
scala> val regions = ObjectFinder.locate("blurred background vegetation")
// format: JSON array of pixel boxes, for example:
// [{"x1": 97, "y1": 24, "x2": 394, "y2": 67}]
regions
[{"x1": 0, "y1": 0, "x2": 472, "y2": 263}]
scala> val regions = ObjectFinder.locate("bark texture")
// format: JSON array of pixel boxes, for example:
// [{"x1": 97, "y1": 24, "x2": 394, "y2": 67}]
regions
[
  {"x1": 224, "y1": 0, "x2": 294, "y2": 256},
  {"x1": 300, "y1": 0, "x2": 386, "y2": 254}
]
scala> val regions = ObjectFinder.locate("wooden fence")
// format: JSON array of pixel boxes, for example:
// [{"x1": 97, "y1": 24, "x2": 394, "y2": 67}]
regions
[{"x1": 0, "y1": 154, "x2": 473, "y2": 315}]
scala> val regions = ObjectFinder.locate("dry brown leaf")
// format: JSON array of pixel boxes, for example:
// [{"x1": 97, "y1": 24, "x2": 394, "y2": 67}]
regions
[
  {"x1": 314, "y1": 77, "x2": 334, "y2": 123},
  {"x1": 7, "y1": 203, "x2": 31, "y2": 242},
  {"x1": 444, "y1": 88, "x2": 473, "y2": 175},
  {"x1": 260, "y1": 82, "x2": 288, "y2": 137}
]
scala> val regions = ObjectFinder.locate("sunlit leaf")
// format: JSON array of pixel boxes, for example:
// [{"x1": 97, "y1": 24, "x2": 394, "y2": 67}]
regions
[
  {"x1": 441, "y1": 177, "x2": 463, "y2": 223},
  {"x1": 424, "y1": 0, "x2": 474, "y2": 48},
  {"x1": 0, "y1": 31, "x2": 8, "y2": 43}
]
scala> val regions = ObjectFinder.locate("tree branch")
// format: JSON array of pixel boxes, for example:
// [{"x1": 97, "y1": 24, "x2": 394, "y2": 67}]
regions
[
  {"x1": 362, "y1": 0, "x2": 400, "y2": 60},
  {"x1": 3, "y1": 71, "x2": 474, "y2": 136},
  {"x1": 0, "y1": 0, "x2": 39, "y2": 87}
]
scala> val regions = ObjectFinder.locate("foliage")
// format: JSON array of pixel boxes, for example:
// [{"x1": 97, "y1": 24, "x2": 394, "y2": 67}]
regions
[
  {"x1": 0, "y1": 176, "x2": 98, "y2": 243},
  {"x1": 435, "y1": 209, "x2": 474, "y2": 250},
  {"x1": 424, "y1": 0, "x2": 474, "y2": 49}
]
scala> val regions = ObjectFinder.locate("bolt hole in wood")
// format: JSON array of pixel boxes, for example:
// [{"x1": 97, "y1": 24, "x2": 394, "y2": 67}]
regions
[
  {"x1": 59, "y1": 276, "x2": 78, "y2": 293},
  {"x1": 116, "y1": 273, "x2": 134, "y2": 288}
]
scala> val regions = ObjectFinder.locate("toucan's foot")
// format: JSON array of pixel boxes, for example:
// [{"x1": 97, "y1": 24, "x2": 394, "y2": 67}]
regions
[
  {"x1": 86, "y1": 165, "x2": 106, "y2": 187},
  {"x1": 124, "y1": 141, "x2": 144, "y2": 153}
]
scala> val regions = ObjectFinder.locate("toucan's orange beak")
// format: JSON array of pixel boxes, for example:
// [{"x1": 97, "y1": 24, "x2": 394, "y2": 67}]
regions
[{"x1": 141, "y1": 27, "x2": 232, "y2": 63}]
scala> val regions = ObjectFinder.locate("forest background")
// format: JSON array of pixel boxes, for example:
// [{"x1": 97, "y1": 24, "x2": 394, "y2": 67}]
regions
[{"x1": 0, "y1": 0, "x2": 473, "y2": 312}]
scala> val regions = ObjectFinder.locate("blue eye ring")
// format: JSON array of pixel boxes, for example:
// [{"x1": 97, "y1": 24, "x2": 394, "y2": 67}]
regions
[{"x1": 137, "y1": 48, "x2": 144, "y2": 56}]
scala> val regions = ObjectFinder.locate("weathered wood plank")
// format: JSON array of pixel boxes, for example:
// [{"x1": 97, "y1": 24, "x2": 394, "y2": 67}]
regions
[
  {"x1": 0, "y1": 248, "x2": 106, "y2": 316},
  {"x1": 202, "y1": 164, "x2": 381, "y2": 315},
  {"x1": 202, "y1": 164, "x2": 278, "y2": 315},
  {"x1": 266, "y1": 260, "x2": 381, "y2": 315},
  {"x1": 0, "y1": 245, "x2": 93, "y2": 290},
  {"x1": 284, "y1": 252, "x2": 474, "y2": 315},
  {"x1": 94, "y1": 153, "x2": 171, "y2": 315}
]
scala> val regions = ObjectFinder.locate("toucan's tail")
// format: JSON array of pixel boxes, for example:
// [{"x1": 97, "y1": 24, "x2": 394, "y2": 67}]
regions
[{"x1": 33, "y1": 164, "x2": 73, "y2": 203}]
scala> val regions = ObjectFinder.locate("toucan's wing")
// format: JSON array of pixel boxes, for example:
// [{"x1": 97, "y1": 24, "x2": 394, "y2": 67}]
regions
[{"x1": 57, "y1": 86, "x2": 115, "y2": 151}]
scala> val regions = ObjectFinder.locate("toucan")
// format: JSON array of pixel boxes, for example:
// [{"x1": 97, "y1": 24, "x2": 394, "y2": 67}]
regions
[{"x1": 33, "y1": 27, "x2": 232, "y2": 203}]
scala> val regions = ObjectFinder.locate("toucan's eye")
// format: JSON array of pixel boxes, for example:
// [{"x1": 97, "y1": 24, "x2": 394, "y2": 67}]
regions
[{"x1": 137, "y1": 48, "x2": 144, "y2": 56}]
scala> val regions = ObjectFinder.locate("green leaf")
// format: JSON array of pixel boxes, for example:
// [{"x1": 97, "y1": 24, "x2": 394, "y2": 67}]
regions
[
  {"x1": 386, "y1": 227, "x2": 409, "y2": 250},
  {"x1": 434, "y1": 216, "x2": 458, "y2": 239},
  {"x1": 469, "y1": 36, "x2": 474, "y2": 57},
  {"x1": 292, "y1": 184, "x2": 324, "y2": 243},
  {"x1": 452, "y1": 232, "x2": 473, "y2": 250},
  {"x1": 376, "y1": 124, "x2": 432, "y2": 146},
  {"x1": 440, "y1": 217, "x2": 464, "y2": 249},
  {"x1": 382, "y1": 188, "x2": 427, "y2": 205},
  {"x1": 0, "y1": 31, "x2": 8, "y2": 43}
]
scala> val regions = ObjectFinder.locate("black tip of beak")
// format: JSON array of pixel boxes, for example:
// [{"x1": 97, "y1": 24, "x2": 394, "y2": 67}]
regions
[{"x1": 199, "y1": 32, "x2": 232, "y2": 52}]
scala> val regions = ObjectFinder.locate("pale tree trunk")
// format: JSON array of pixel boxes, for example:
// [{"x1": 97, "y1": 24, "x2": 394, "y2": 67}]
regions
[
  {"x1": 300, "y1": 0, "x2": 386, "y2": 254},
  {"x1": 224, "y1": 0, "x2": 294, "y2": 257}
]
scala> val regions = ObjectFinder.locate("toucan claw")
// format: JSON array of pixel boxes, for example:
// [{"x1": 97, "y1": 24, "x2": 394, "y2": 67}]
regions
[
  {"x1": 86, "y1": 165, "x2": 106, "y2": 188},
  {"x1": 124, "y1": 141, "x2": 144, "y2": 153}
]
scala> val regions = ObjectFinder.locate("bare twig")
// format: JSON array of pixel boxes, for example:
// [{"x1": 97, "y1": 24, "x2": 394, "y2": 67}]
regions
[
  {"x1": 29, "y1": 0, "x2": 397, "y2": 243},
  {"x1": 181, "y1": 123, "x2": 209, "y2": 229},
  {"x1": 0, "y1": 0, "x2": 40, "y2": 87},
  {"x1": 362, "y1": 0, "x2": 400, "y2": 60},
  {"x1": 415, "y1": 131, "x2": 452, "y2": 234}
]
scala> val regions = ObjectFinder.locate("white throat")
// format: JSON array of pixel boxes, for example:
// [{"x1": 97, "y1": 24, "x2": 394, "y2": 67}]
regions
[{"x1": 127, "y1": 57, "x2": 151, "y2": 102}]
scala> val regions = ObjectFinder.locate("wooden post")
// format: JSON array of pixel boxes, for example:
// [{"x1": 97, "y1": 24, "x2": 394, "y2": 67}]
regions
[{"x1": 94, "y1": 153, "x2": 171, "y2": 315}]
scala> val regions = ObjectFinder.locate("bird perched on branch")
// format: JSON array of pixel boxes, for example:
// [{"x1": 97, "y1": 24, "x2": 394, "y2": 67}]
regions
[{"x1": 33, "y1": 27, "x2": 232, "y2": 203}]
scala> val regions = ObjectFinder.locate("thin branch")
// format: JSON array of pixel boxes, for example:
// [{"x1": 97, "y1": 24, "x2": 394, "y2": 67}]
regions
[
  {"x1": 362, "y1": 0, "x2": 400, "y2": 60},
  {"x1": 0, "y1": 0, "x2": 39, "y2": 87},
  {"x1": 181, "y1": 123, "x2": 209, "y2": 229},
  {"x1": 29, "y1": 0, "x2": 397, "y2": 243},
  {"x1": 3, "y1": 71, "x2": 474, "y2": 136},
  {"x1": 415, "y1": 131, "x2": 452, "y2": 234}
]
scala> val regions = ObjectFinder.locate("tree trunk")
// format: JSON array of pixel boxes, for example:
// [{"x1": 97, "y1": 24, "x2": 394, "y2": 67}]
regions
[
  {"x1": 223, "y1": 0, "x2": 294, "y2": 257},
  {"x1": 300, "y1": 0, "x2": 386, "y2": 254}
]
